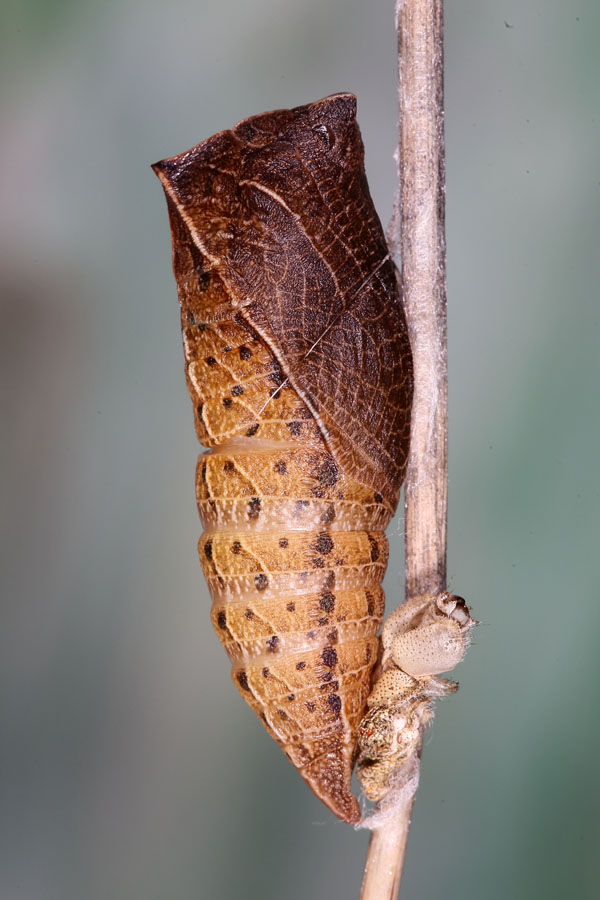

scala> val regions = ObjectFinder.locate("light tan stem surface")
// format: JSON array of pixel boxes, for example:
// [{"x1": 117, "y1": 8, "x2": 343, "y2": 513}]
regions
[
  {"x1": 360, "y1": 0, "x2": 446, "y2": 897},
  {"x1": 360, "y1": 792, "x2": 412, "y2": 900},
  {"x1": 398, "y1": 0, "x2": 447, "y2": 601}
]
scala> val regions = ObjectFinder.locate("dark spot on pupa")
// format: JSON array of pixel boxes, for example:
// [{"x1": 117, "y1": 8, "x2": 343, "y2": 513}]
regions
[
  {"x1": 320, "y1": 670, "x2": 333, "y2": 682},
  {"x1": 248, "y1": 497, "x2": 261, "y2": 519},
  {"x1": 368, "y1": 534, "x2": 380, "y2": 562},
  {"x1": 374, "y1": 491, "x2": 384, "y2": 504},
  {"x1": 268, "y1": 363, "x2": 285, "y2": 386},
  {"x1": 223, "y1": 460, "x2": 234, "y2": 473},
  {"x1": 274, "y1": 460, "x2": 287, "y2": 475},
  {"x1": 294, "y1": 500, "x2": 309, "y2": 515},
  {"x1": 239, "y1": 345, "x2": 252, "y2": 360},
  {"x1": 288, "y1": 421, "x2": 302, "y2": 436},
  {"x1": 231, "y1": 541, "x2": 242, "y2": 554},
  {"x1": 317, "y1": 457, "x2": 339, "y2": 487},
  {"x1": 321, "y1": 647, "x2": 338, "y2": 668},
  {"x1": 231, "y1": 385, "x2": 243, "y2": 396},
  {"x1": 327, "y1": 628, "x2": 338, "y2": 644},
  {"x1": 237, "y1": 671, "x2": 250, "y2": 692},
  {"x1": 267, "y1": 635, "x2": 279, "y2": 652},
  {"x1": 201, "y1": 461, "x2": 207, "y2": 481},
  {"x1": 262, "y1": 667, "x2": 270, "y2": 678},
  {"x1": 287, "y1": 694, "x2": 295, "y2": 702},
  {"x1": 307, "y1": 630, "x2": 316, "y2": 640},
  {"x1": 336, "y1": 490, "x2": 345, "y2": 500},
  {"x1": 277, "y1": 709, "x2": 288, "y2": 720},
  {"x1": 296, "y1": 661, "x2": 306, "y2": 670},
  {"x1": 312, "y1": 557, "x2": 325, "y2": 569},
  {"x1": 335, "y1": 558, "x2": 345, "y2": 566},
  {"x1": 186, "y1": 310, "x2": 197, "y2": 325},
  {"x1": 286, "y1": 602, "x2": 295, "y2": 612},
  {"x1": 313, "y1": 533, "x2": 334, "y2": 555},
  {"x1": 255, "y1": 574, "x2": 268, "y2": 591},
  {"x1": 318, "y1": 617, "x2": 329, "y2": 626},
  {"x1": 197, "y1": 404, "x2": 204, "y2": 421},
  {"x1": 204, "y1": 540, "x2": 213, "y2": 560},
  {"x1": 217, "y1": 611, "x2": 227, "y2": 629},
  {"x1": 223, "y1": 397, "x2": 232, "y2": 408},
  {"x1": 365, "y1": 591, "x2": 375, "y2": 616},
  {"x1": 320, "y1": 503, "x2": 336, "y2": 525},
  {"x1": 260, "y1": 712, "x2": 267, "y2": 723},
  {"x1": 205, "y1": 356, "x2": 217, "y2": 367},
  {"x1": 279, "y1": 538, "x2": 289, "y2": 549},
  {"x1": 245, "y1": 608, "x2": 254, "y2": 619},
  {"x1": 319, "y1": 591, "x2": 335, "y2": 612},
  {"x1": 311, "y1": 459, "x2": 339, "y2": 497},
  {"x1": 246, "y1": 423, "x2": 259, "y2": 437},
  {"x1": 306, "y1": 702, "x2": 315, "y2": 712},
  {"x1": 328, "y1": 693, "x2": 342, "y2": 717},
  {"x1": 366, "y1": 646, "x2": 372, "y2": 663},
  {"x1": 198, "y1": 272, "x2": 211, "y2": 291},
  {"x1": 222, "y1": 346, "x2": 232, "y2": 353},
  {"x1": 324, "y1": 571, "x2": 335, "y2": 589}
]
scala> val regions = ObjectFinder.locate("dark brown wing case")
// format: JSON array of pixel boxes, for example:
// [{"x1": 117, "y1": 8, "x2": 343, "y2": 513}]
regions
[{"x1": 153, "y1": 93, "x2": 412, "y2": 507}]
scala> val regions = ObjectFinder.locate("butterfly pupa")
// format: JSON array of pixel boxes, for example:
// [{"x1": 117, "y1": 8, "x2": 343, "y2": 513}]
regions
[{"x1": 153, "y1": 93, "x2": 413, "y2": 823}]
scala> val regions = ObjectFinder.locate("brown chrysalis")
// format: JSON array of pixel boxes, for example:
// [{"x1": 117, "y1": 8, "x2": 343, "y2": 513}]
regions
[{"x1": 153, "y1": 93, "x2": 413, "y2": 823}]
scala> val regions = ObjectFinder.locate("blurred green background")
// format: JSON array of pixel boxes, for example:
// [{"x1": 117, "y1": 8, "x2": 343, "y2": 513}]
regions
[{"x1": 2, "y1": 1, "x2": 599, "y2": 898}]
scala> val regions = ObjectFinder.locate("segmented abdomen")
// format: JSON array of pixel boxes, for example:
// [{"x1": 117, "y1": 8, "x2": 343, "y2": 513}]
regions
[{"x1": 189, "y1": 314, "x2": 393, "y2": 823}]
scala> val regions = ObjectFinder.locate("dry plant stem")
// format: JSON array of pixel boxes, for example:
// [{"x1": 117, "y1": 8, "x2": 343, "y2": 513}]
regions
[
  {"x1": 360, "y1": 788, "x2": 412, "y2": 900},
  {"x1": 361, "y1": 1, "x2": 446, "y2": 898}
]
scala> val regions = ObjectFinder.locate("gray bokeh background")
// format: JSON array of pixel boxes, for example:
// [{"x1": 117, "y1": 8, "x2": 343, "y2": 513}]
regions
[{"x1": 2, "y1": 2, "x2": 599, "y2": 898}]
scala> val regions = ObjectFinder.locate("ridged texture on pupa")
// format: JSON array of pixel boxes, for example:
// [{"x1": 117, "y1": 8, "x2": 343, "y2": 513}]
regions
[{"x1": 153, "y1": 94, "x2": 413, "y2": 823}]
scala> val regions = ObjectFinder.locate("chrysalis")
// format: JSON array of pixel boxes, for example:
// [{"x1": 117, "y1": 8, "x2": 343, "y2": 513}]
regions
[{"x1": 153, "y1": 94, "x2": 413, "y2": 823}]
